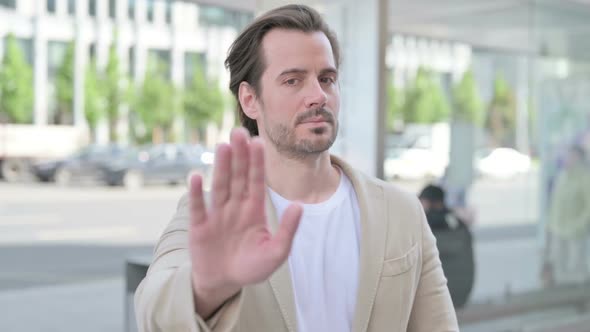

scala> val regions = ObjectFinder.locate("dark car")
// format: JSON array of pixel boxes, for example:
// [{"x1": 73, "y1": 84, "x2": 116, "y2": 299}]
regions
[
  {"x1": 101, "y1": 144, "x2": 213, "y2": 190},
  {"x1": 33, "y1": 144, "x2": 132, "y2": 185}
]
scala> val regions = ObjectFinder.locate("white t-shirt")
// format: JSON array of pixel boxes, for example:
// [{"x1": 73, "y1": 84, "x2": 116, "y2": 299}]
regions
[{"x1": 268, "y1": 172, "x2": 361, "y2": 332}]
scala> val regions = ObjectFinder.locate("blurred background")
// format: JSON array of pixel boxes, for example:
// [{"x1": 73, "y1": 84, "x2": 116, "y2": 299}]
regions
[{"x1": 1, "y1": 0, "x2": 589, "y2": 331}]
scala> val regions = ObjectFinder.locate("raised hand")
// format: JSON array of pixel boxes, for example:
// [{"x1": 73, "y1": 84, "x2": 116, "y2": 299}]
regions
[{"x1": 188, "y1": 128, "x2": 302, "y2": 318}]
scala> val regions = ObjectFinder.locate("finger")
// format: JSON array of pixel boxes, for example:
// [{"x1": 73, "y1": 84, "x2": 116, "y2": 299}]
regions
[
  {"x1": 189, "y1": 174, "x2": 207, "y2": 225},
  {"x1": 269, "y1": 203, "x2": 303, "y2": 262},
  {"x1": 229, "y1": 128, "x2": 250, "y2": 198},
  {"x1": 211, "y1": 143, "x2": 231, "y2": 208},
  {"x1": 248, "y1": 137, "x2": 265, "y2": 204}
]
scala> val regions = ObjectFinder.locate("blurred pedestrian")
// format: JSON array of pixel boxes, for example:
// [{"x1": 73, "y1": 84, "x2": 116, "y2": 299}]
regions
[
  {"x1": 419, "y1": 184, "x2": 475, "y2": 308},
  {"x1": 543, "y1": 145, "x2": 590, "y2": 285}
]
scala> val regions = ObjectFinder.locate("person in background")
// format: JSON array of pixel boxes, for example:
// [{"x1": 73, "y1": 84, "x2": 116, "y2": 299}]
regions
[
  {"x1": 419, "y1": 184, "x2": 475, "y2": 308},
  {"x1": 419, "y1": 184, "x2": 461, "y2": 230},
  {"x1": 543, "y1": 145, "x2": 590, "y2": 285}
]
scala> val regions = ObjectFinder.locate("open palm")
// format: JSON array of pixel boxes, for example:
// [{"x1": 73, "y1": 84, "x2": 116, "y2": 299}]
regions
[{"x1": 188, "y1": 128, "x2": 302, "y2": 310}]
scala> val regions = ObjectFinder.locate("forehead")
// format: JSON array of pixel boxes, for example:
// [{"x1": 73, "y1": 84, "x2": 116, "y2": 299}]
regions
[{"x1": 260, "y1": 29, "x2": 336, "y2": 73}]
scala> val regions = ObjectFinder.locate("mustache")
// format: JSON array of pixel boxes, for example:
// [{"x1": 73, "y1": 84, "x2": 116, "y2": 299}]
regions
[{"x1": 295, "y1": 108, "x2": 335, "y2": 125}]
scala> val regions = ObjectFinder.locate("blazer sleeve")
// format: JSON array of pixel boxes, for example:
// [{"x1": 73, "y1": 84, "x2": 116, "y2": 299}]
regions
[
  {"x1": 134, "y1": 193, "x2": 243, "y2": 332},
  {"x1": 407, "y1": 199, "x2": 459, "y2": 332}
]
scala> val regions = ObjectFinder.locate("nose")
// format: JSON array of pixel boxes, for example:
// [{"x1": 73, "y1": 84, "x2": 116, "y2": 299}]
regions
[{"x1": 303, "y1": 79, "x2": 327, "y2": 109}]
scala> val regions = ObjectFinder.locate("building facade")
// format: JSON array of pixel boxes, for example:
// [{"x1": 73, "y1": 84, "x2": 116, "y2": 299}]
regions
[{"x1": 0, "y1": 0, "x2": 253, "y2": 142}]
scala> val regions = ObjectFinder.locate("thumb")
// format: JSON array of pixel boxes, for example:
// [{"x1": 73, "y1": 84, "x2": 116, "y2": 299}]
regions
[{"x1": 270, "y1": 203, "x2": 303, "y2": 262}]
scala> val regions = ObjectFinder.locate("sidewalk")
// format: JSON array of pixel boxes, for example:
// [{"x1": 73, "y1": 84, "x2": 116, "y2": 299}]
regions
[
  {"x1": 0, "y1": 278, "x2": 125, "y2": 332},
  {"x1": 0, "y1": 226, "x2": 544, "y2": 332}
]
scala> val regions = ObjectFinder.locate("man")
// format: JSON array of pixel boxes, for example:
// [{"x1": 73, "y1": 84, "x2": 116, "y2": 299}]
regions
[
  {"x1": 418, "y1": 184, "x2": 474, "y2": 308},
  {"x1": 135, "y1": 4, "x2": 458, "y2": 331},
  {"x1": 419, "y1": 184, "x2": 460, "y2": 231},
  {"x1": 544, "y1": 145, "x2": 590, "y2": 285}
]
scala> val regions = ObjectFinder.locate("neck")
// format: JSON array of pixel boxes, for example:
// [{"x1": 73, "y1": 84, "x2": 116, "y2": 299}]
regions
[{"x1": 264, "y1": 144, "x2": 340, "y2": 204}]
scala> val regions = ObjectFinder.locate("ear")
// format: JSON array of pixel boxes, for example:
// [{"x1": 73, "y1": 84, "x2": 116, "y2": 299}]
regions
[{"x1": 238, "y1": 81, "x2": 259, "y2": 121}]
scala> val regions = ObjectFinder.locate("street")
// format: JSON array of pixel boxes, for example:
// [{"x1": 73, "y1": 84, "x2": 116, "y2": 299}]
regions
[
  {"x1": 0, "y1": 172, "x2": 540, "y2": 291},
  {"x1": 0, "y1": 175, "x2": 549, "y2": 332},
  {"x1": 0, "y1": 182, "x2": 185, "y2": 290}
]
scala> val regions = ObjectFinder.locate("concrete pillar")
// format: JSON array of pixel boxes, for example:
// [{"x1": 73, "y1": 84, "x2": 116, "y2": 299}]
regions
[
  {"x1": 327, "y1": 0, "x2": 388, "y2": 178},
  {"x1": 154, "y1": 0, "x2": 166, "y2": 26},
  {"x1": 133, "y1": 0, "x2": 148, "y2": 82},
  {"x1": 136, "y1": 0, "x2": 147, "y2": 24},
  {"x1": 171, "y1": 33, "x2": 183, "y2": 86},
  {"x1": 33, "y1": 6, "x2": 48, "y2": 125},
  {"x1": 56, "y1": 0, "x2": 67, "y2": 16},
  {"x1": 96, "y1": 0, "x2": 108, "y2": 20},
  {"x1": 18, "y1": 0, "x2": 36, "y2": 16},
  {"x1": 73, "y1": 25, "x2": 87, "y2": 127},
  {"x1": 516, "y1": 55, "x2": 530, "y2": 154},
  {"x1": 116, "y1": 0, "x2": 126, "y2": 22}
]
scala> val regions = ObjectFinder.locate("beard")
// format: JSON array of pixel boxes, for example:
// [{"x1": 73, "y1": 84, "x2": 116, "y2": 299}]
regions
[{"x1": 264, "y1": 107, "x2": 338, "y2": 160}]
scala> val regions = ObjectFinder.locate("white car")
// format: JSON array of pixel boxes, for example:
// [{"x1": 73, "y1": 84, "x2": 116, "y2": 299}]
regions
[
  {"x1": 384, "y1": 148, "x2": 446, "y2": 180},
  {"x1": 476, "y1": 148, "x2": 531, "y2": 179}
]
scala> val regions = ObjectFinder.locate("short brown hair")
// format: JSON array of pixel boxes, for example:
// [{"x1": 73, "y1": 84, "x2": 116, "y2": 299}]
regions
[{"x1": 224, "y1": 4, "x2": 341, "y2": 136}]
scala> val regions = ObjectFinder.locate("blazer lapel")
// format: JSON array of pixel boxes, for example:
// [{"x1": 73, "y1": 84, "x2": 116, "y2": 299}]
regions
[
  {"x1": 265, "y1": 194, "x2": 298, "y2": 332},
  {"x1": 332, "y1": 156, "x2": 387, "y2": 332}
]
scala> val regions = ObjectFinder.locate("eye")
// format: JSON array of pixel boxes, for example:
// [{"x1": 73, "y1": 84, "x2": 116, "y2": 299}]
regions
[
  {"x1": 285, "y1": 78, "x2": 299, "y2": 86},
  {"x1": 320, "y1": 76, "x2": 336, "y2": 84}
]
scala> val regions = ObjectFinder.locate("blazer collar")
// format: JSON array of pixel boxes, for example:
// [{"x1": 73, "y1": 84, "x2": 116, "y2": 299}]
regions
[{"x1": 265, "y1": 155, "x2": 387, "y2": 332}]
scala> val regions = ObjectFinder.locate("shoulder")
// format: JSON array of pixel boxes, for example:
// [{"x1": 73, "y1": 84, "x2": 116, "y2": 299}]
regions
[
  {"x1": 349, "y1": 170, "x2": 425, "y2": 242},
  {"x1": 355, "y1": 171, "x2": 422, "y2": 213}
]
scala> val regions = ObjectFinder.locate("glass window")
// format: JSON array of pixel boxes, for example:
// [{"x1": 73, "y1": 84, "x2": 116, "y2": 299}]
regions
[
  {"x1": 128, "y1": 0, "x2": 135, "y2": 20},
  {"x1": 67, "y1": 0, "x2": 75, "y2": 15},
  {"x1": 0, "y1": 0, "x2": 16, "y2": 9},
  {"x1": 48, "y1": 41, "x2": 67, "y2": 79},
  {"x1": 128, "y1": 46, "x2": 135, "y2": 78},
  {"x1": 197, "y1": 5, "x2": 253, "y2": 30},
  {"x1": 199, "y1": 5, "x2": 225, "y2": 27},
  {"x1": 46, "y1": 0, "x2": 56, "y2": 13},
  {"x1": 146, "y1": 0, "x2": 154, "y2": 22},
  {"x1": 184, "y1": 52, "x2": 206, "y2": 86},
  {"x1": 148, "y1": 49, "x2": 171, "y2": 78},
  {"x1": 109, "y1": 0, "x2": 116, "y2": 19},
  {"x1": 88, "y1": 0, "x2": 96, "y2": 17},
  {"x1": 165, "y1": 0, "x2": 172, "y2": 24},
  {"x1": 88, "y1": 43, "x2": 96, "y2": 60}
]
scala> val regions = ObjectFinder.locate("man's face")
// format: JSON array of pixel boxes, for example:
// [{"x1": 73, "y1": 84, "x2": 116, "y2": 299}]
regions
[
  {"x1": 420, "y1": 198, "x2": 444, "y2": 213},
  {"x1": 254, "y1": 29, "x2": 340, "y2": 159},
  {"x1": 420, "y1": 199, "x2": 432, "y2": 213}
]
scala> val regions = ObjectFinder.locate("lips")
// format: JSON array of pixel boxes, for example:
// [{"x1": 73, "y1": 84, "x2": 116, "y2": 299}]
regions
[{"x1": 301, "y1": 116, "x2": 329, "y2": 124}]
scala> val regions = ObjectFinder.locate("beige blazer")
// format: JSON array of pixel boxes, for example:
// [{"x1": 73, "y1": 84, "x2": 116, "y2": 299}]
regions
[{"x1": 135, "y1": 156, "x2": 459, "y2": 332}]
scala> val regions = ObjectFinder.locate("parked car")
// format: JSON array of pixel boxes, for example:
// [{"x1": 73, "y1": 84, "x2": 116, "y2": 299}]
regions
[
  {"x1": 32, "y1": 144, "x2": 132, "y2": 184},
  {"x1": 476, "y1": 147, "x2": 531, "y2": 179},
  {"x1": 384, "y1": 147, "x2": 447, "y2": 180},
  {"x1": 384, "y1": 123, "x2": 449, "y2": 180},
  {"x1": 101, "y1": 144, "x2": 213, "y2": 190}
]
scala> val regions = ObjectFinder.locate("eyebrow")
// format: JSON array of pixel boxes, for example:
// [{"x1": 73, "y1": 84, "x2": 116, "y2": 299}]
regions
[{"x1": 277, "y1": 67, "x2": 338, "y2": 78}]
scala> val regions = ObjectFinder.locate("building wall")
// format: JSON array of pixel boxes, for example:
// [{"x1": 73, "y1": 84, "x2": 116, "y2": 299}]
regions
[{"x1": 0, "y1": 0, "x2": 252, "y2": 143}]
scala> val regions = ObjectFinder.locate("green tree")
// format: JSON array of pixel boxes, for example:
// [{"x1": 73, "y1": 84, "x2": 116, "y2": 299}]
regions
[
  {"x1": 0, "y1": 34, "x2": 33, "y2": 124},
  {"x1": 486, "y1": 74, "x2": 517, "y2": 147},
  {"x1": 54, "y1": 42, "x2": 75, "y2": 124},
  {"x1": 133, "y1": 58, "x2": 180, "y2": 144},
  {"x1": 183, "y1": 60, "x2": 224, "y2": 142},
  {"x1": 452, "y1": 69, "x2": 483, "y2": 125},
  {"x1": 103, "y1": 45, "x2": 130, "y2": 142},
  {"x1": 84, "y1": 59, "x2": 105, "y2": 142},
  {"x1": 386, "y1": 76, "x2": 402, "y2": 132},
  {"x1": 402, "y1": 67, "x2": 450, "y2": 124}
]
